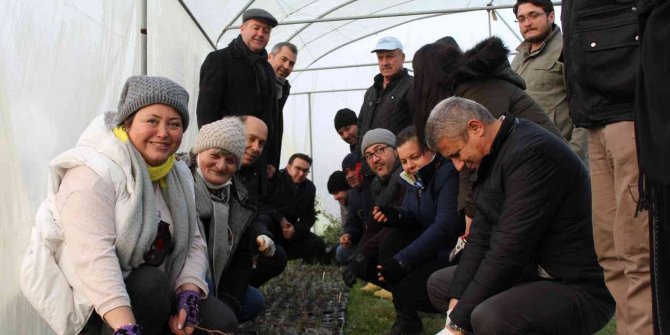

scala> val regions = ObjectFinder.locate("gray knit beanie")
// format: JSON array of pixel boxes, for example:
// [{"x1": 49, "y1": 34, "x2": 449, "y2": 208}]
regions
[
  {"x1": 116, "y1": 75, "x2": 190, "y2": 130},
  {"x1": 361, "y1": 128, "x2": 396, "y2": 155},
  {"x1": 192, "y1": 117, "x2": 246, "y2": 168}
]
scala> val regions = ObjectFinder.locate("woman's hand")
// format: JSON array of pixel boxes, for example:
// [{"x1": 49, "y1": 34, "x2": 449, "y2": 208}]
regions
[
  {"x1": 169, "y1": 308, "x2": 193, "y2": 335},
  {"x1": 170, "y1": 284, "x2": 202, "y2": 334},
  {"x1": 104, "y1": 306, "x2": 137, "y2": 333}
]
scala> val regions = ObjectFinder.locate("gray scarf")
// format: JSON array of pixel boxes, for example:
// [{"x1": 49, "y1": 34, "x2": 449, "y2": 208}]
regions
[
  {"x1": 193, "y1": 172, "x2": 232, "y2": 290},
  {"x1": 275, "y1": 76, "x2": 286, "y2": 100},
  {"x1": 115, "y1": 142, "x2": 196, "y2": 286}
]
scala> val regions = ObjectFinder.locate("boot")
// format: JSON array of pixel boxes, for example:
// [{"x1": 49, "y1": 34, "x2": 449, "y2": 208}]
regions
[
  {"x1": 360, "y1": 282, "x2": 382, "y2": 293},
  {"x1": 374, "y1": 288, "x2": 393, "y2": 300}
]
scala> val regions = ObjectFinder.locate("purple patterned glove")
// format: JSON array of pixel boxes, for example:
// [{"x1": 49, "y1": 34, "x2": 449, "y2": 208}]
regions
[
  {"x1": 172, "y1": 290, "x2": 200, "y2": 327},
  {"x1": 113, "y1": 324, "x2": 143, "y2": 335}
]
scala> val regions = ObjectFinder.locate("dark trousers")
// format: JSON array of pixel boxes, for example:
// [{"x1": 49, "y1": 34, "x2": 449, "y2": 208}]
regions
[
  {"x1": 250, "y1": 244, "x2": 288, "y2": 287},
  {"x1": 427, "y1": 265, "x2": 615, "y2": 335},
  {"x1": 379, "y1": 228, "x2": 452, "y2": 332},
  {"x1": 83, "y1": 266, "x2": 237, "y2": 335}
]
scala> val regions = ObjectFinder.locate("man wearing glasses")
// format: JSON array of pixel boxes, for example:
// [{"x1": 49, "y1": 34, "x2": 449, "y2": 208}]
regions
[
  {"x1": 511, "y1": 0, "x2": 587, "y2": 161},
  {"x1": 257, "y1": 153, "x2": 326, "y2": 263},
  {"x1": 343, "y1": 129, "x2": 405, "y2": 291}
]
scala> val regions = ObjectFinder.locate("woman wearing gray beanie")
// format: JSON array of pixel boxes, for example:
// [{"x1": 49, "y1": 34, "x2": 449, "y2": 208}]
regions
[
  {"x1": 20, "y1": 75, "x2": 234, "y2": 335},
  {"x1": 180, "y1": 117, "x2": 278, "y2": 325}
]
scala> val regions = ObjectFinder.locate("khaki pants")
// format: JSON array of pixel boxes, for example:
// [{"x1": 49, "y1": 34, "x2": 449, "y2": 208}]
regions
[{"x1": 589, "y1": 121, "x2": 653, "y2": 335}]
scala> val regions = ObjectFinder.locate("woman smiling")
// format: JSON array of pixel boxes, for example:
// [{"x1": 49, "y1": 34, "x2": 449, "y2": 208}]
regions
[{"x1": 21, "y1": 76, "x2": 234, "y2": 335}]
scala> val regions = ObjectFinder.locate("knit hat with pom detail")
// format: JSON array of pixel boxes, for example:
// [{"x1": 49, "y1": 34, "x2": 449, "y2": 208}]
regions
[
  {"x1": 192, "y1": 117, "x2": 246, "y2": 168},
  {"x1": 116, "y1": 75, "x2": 190, "y2": 130}
]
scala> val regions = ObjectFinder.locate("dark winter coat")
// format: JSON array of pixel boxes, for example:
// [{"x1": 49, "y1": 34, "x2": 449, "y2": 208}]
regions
[
  {"x1": 562, "y1": 0, "x2": 639, "y2": 128},
  {"x1": 448, "y1": 37, "x2": 564, "y2": 217},
  {"x1": 636, "y1": 0, "x2": 668, "y2": 185},
  {"x1": 452, "y1": 37, "x2": 562, "y2": 139},
  {"x1": 636, "y1": 2, "x2": 670, "y2": 331},
  {"x1": 342, "y1": 186, "x2": 368, "y2": 244},
  {"x1": 361, "y1": 164, "x2": 405, "y2": 255},
  {"x1": 394, "y1": 155, "x2": 463, "y2": 268},
  {"x1": 261, "y1": 169, "x2": 317, "y2": 240},
  {"x1": 196, "y1": 35, "x2": 282, "y2": 168},
  {"x1": 446, "y1": 115, "x2": 611, "y2": 330},
  {"x1": 237, "y1": 161, "x2": 266, "y2": 203},
  {"x1": 356, "y1": 69, "x2": 413, "y2": 176}
]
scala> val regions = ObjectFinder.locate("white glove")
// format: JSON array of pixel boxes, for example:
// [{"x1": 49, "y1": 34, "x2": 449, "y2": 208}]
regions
[{"x1": 256, "y1": 234, "x2": 276, "y2": 257}]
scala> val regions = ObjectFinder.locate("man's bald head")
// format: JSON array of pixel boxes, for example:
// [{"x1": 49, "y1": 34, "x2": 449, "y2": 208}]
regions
[{"x1": 240, "y1": 116, "x2": 268, "y2": 166}]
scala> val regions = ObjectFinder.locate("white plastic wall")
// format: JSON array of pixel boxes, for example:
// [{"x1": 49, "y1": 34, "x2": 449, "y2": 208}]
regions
[
  {"x1": 0, "y1": 1, "x2": 561, "y2": 332},
  {"x1": 1, "y1": 1, "x2": 143, "y2": 332}
]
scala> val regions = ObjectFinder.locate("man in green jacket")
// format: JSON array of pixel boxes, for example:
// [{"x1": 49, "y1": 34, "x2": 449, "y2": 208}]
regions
[{"x1": 511, "y1": 0, "x2": 588, "y2": 161}]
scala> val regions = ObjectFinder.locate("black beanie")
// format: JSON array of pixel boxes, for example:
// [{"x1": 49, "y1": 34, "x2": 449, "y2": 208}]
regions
[
  {"x1": 334, "y1": 108, "x2": 358, "y2": 131},
  {"x1": 341, "y1": 153, "x2": 357, "y2": 171},
  {"x1": 327, "y1": 171, "x2": 351, "y2": 193}
]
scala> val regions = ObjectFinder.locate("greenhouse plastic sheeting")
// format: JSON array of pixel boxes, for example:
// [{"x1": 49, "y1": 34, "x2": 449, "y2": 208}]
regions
[{"x1": 0, "y1": 0, "x2": 559, "y2": 332}]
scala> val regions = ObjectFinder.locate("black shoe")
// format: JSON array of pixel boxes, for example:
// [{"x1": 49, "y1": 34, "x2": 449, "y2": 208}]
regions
[{"x1": 384, "y1": 319, "x2": 423, "y2": 335}]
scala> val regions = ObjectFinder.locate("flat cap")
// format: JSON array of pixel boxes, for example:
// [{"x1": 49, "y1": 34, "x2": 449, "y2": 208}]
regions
[{"x1": 243, "y1": 8, "x2": 278, "y2": 27}]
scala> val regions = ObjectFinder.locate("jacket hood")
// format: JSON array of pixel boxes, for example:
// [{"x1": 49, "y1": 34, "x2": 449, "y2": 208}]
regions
[{"x1": 452, "y1": 37, "x2": 526, "y2": 89}]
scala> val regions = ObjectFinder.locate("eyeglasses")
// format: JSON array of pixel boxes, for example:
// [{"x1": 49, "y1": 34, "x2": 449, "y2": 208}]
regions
[
  {"x1": 364, "y1": 145, "x2": 391, "y2": 161},
  {"x1": 515, "y1": 11, "x2": 547, "y2": 23}
]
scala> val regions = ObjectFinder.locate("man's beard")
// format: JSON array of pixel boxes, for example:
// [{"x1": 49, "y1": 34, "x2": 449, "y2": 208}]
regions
[{"x1": 524, "y1": 25, "x2": 552, "y2": 44}]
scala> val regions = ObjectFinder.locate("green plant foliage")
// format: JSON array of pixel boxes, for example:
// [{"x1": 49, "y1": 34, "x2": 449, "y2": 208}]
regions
[{"x1": 315, "y1": 197, "x2": 343, "y2": 246}]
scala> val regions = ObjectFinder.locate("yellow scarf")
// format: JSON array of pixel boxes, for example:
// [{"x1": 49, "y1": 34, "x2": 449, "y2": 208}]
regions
[{"x1": 114, "y1": 126, "x2": 174, "y2": 188}]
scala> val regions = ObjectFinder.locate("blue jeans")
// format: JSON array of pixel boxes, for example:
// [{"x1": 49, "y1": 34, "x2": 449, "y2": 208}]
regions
[
  {"x1": 336, "y1": 244, "x2": 356, "y2": 264},
  {"x1": 239, "y1": 286, "x2": 265, "y2": 322}
]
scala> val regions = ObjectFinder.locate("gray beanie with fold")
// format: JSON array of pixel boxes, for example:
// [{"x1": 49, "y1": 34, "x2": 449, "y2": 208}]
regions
[
  {"x1": 116, "y1": 75, "x2": 190, "y2": 130},
  {"x1": 192, "y1": 117, "x2": 246, "y2": 168},
  {"x1": 361, "y1": 128, "x2": 396, "y2": 155}
]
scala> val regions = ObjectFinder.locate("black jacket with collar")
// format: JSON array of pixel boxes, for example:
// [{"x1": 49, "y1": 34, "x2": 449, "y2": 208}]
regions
[
  {"x1": 446, "y1": 115, "x2": 612, "y2": 330},
  {"x1": 356, "y1": 69, "x2": 414, "y2": 176},
  {"x1": 261, "y1": 169, "x2": 317, "y2": 240}
]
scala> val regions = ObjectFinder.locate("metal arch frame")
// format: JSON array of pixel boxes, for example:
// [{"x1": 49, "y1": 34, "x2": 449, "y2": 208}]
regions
[
  {"x1": 285, "y1": 0, "x2": 357, "y2": 44},
  {"x1": 216, "y1": 0, "x2": 255, "y2": 47},
  {"x1": 288, "y1": 0, "x2": 417, "y2": 47},
  {"x1": 173, "y1": 1, "x2": 557, "y2": 54}
]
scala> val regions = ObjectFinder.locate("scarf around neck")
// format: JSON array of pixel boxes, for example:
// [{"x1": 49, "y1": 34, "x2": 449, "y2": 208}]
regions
[
  {"x1": 232, "y1": 35, "x2": 272, "y2": 97},
  {"x1": 109, "y1": 121, "x2": 196, "y2": 285}
]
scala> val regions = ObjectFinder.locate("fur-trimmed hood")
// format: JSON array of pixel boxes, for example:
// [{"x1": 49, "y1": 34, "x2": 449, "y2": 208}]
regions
[{"x1": 451, "y1": 37, "x2": 526, "y2": 89}]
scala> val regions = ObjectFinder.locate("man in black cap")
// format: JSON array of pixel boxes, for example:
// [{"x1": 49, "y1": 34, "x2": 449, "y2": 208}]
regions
[
  {"x1": 327, "y1": 170, "x2": 351, "y2": 220},
  {"x1": 197, "y1": 8, "x2": 283, "y2": 189},
  {"x1": 336, "y1": 153, "x2": 369, "y2": 264},
  {"x1": 334, "y1": 108, "x2": 359, "y2": 152}
]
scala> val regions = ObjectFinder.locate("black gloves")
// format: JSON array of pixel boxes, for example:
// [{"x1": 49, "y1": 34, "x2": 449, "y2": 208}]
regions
[
  {"x1": 380, "y1": 258, "x2": 407, "y2": 285},
  {"x1": 376, "y1": 206, "x2": 403, "y2": 227},
  {"x1": 343, "y1": 252, "x2": 370, "y2": 288}
]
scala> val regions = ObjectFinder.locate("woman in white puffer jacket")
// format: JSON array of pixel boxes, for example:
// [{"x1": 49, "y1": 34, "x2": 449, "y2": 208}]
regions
[{"x1": 20, "y1": 76, "x2": 237, "y2": 335}]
